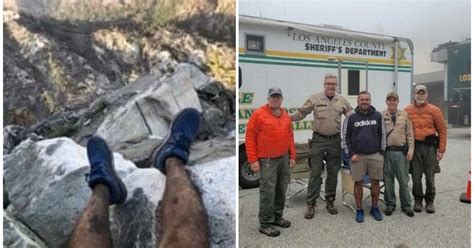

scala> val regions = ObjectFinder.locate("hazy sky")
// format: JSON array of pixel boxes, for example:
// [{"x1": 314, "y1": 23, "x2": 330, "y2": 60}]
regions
[{"x1": 239, "y1": 0, "x2": 471, "y2": 74}]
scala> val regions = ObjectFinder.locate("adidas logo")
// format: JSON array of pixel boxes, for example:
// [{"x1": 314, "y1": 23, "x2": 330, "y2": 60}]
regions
[{"x1": 354, "y1": 120, "x2": 377, "y2": 127}]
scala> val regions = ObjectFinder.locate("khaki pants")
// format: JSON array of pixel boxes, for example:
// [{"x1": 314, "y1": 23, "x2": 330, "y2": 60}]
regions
[{"x1": 258, "y1": 154, "x2": 290, "y2": 225}]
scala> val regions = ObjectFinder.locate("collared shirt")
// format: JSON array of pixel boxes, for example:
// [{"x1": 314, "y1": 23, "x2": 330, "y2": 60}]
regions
[
  {"x1": 383, "y1": 109, "x2": 415, "y2": 155},
  {"x1": 291, "y1": 92, "x2": 352, "y2": 136}
]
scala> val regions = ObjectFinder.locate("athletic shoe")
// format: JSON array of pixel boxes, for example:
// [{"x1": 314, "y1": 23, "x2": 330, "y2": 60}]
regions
[
  {"x1": 152, "y1": 108, "x2": 201, "y2": 174},
  {"x1": 86, "y1": 136, "x2": 127, "y2": 205}
]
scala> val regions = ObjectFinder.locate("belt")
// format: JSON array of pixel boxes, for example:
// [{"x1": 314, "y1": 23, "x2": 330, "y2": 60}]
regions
[
  {"x1": 415, "y1": 140, "x2": 434, "y2": 146},
  {"x1": 259, "y1": 155, "x2": 285, "y2": 161},
  {"x1": 386, "y1": 146, "x2": 405, "y2": 152},
  {"x1": 314, "y1": 132, "x2": 340, "y2": 139}
]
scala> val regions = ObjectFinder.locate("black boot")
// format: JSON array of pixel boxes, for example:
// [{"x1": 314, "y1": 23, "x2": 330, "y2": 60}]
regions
[{"x1": 326, "y1": 197, "x2": 338, "y2": 215}]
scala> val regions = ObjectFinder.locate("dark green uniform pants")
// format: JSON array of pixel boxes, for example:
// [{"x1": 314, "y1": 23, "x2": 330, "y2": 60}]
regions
[
  {"x1": 306, "y1": 133, "x2": 341, "y2": 204},
  {"x1": 259, "y1": 154, "x2": 290, "y2": 225},
  {"x1": 384, "y1": 150, "x2": 411, "y2": 210},
  {"x1": 411, "y1": 144, "x2": 436, "y2": 202}
]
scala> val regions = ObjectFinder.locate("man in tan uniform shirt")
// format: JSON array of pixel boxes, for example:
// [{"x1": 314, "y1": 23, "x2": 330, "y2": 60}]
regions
[
  {"x1": 383, "y1": 92, "x2": 415, "y2": 217},
  {"x1": 291, "y1": 73, "x2": 352, "y2": 219}
]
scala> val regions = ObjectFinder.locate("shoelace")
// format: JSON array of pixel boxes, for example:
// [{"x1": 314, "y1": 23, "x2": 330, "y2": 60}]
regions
[
  {"x1": 174, "y1": 132, "x2": 192, "y2": 151},
  {"x1": 84, "y1": 162, "x2": 110, "y2": 182},
  {"x1": 84, "y1": 173, "x2": 90, "y2": 182}
]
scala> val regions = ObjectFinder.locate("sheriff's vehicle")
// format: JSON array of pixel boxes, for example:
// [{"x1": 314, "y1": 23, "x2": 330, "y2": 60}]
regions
[{"x1": 239, "y1": 15, "x2": 414, "y2": 188}]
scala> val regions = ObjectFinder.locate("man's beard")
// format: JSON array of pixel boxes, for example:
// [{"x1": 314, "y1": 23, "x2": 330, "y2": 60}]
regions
[
  {"x1": 360, "y1": 105, "x2": 369, "y2": 111},
  {"x1": 415, "y1": 99, "x2": 426, "y2": 105}
]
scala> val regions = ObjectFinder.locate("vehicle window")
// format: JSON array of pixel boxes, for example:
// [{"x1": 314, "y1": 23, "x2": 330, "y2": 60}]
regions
[
  {"x1": 348, "y1": 70, "x2": 360, "y2": 96},
  {"x1": 246, "y1": 34, "x2": 265, "y2": 54}
]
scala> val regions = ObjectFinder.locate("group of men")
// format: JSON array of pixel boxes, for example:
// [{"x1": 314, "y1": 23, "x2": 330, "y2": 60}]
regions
[{"x1": 245, "y1": 73, "x2": 447, "y2": 237}]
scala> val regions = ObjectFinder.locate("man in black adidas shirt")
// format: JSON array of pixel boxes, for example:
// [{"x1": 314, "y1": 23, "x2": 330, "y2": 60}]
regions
[{"x1": 342, "y1": 91, "x2": 386, "y2": 223}]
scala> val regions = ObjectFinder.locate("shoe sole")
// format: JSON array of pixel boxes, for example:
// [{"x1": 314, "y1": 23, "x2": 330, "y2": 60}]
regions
[
  {"x1": 151, "y1": 126, "x2": 172, "y2": 171},
  {"x1": 385, "y1": 208, "x2": 395, "y2": 216},
  {"x1": 259, "y1": 228, "x2": 280, "y2": 237},
  {"x1": 109, "y1": 153, "x2": 127, "y2": 204},
  {"x1": 426, "y1": 203, "x2": 435, "y2": 213},
  {"x1": 355, "y1": 212, "x2": 364, "y2": 222},
  {"x1": 304, "y1": 209, "x2": 315, "y2": 219},
  {"x1": 93, "y1": 136, "x2": 127, "y2": 204},
  {"x1": 402, "y1": 209, "x2": 415, "y2": 217},
  {"x1": 151, "y1": 108, "x2": 200, "y2": 171},
  {"x1": 370, "y1": 212, "x2": 383, "y2": 221},
  {"x1": 271, "y1": 223, "x2": 291, "y2": 228},
  {"x1": 326, "y1": 208, "x2": 338, "y2": 215}
]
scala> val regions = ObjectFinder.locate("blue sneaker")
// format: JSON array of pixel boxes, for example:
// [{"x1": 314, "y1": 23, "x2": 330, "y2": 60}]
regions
[
  {"x1": 86, "y1": 136, "x2": 127, "y2": 205},
  {"x1": 355, "y1": 209, "x2": 364, "y2": 222},
  {"x1": 152, "y1": 108, "x2": 201, "y2": 174},
  {"x1": 370, "y1": 207, "x2": 383, "y2": 221}
]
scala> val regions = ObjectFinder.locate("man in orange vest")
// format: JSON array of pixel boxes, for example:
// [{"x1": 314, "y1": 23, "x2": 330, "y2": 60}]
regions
[
  {"x1": 404, "y1": 85, "x2": 447, "y2": 213},
  {"x1": 246, "y1": 87, "x2": 296, "y2": 237}
]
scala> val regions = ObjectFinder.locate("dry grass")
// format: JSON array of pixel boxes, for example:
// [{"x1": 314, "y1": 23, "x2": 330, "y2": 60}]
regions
[{"x1": 207, "y1": 44, "x2": 235, "y2": 89}]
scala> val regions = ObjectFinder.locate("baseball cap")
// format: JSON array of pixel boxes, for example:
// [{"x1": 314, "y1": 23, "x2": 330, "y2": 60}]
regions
[
  {"x1": 386, "y1": 92, "x2": 399, "y2": 100},
  {"x1": 268, "y1": 87, "x2": 283, "y2": 97},
  {"x1": 414, "y1": 85, "x2": 427, "y2": 93}
]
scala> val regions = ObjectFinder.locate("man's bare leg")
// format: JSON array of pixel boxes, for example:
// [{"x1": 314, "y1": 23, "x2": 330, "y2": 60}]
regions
[
  {"x1": 157, "y1": 157, "x2": 209, "y2": 248},
  {"x1": 370, "y1": 179, "x2": 380, "y2": 207},
  {"x1": 354, "y1": 181, "x2": 364, "y2": 209},
  {"x1": 69, "y1": 184, "x2": 113, "y2": 248}
]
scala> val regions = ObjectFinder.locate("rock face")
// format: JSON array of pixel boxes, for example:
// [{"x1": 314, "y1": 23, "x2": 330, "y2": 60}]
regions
[
  {"x1": 71, "y1": 63, "x2": 231, "y2": 166},
  {"x1": 110, "y1": 168, "x2": 165, "y2": 248},
  {"x1": 4, "y1": 1, "x2": 235, "y2": 127},
  {"x1": 4, "y1": 137, "x2": 236, "y2": 247},
  {"x1": 3, "y1": 211, "x2": 47, "y2": 247},
  {"x1": 3, "y1": 61, "x2": 234, "y2": 166},
  {"x1": 4, "y1": 138, "x2": 137, "y2": 247},
  {"x1": 188, "y1": 158, "x2": 236, "y2": 247}
]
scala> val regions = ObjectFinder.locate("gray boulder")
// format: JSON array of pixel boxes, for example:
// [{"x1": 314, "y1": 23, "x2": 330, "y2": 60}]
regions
[
  {"x1": 188, "y1": 157, "x2": 236, "y2": 247},
  {"x1": 94, "y1": 63, "x2": 204, "y2": 165},
  {"x1": 4, "y1": 210, "x2": 46, "y2": 247},
  {"x1": 175, "y1": 63, "x2": 211, "y2": 90},
  {"x1": 110, "y1": 168, "x2": 166, "y2": 248},
  {"x1": 147, "y1": 63, "x2": 203, "y2": 120},
  {"x1": 4, "y1": 137, "x2": 235, "y2": 247},
  {"x1": 4, "y1": 138, "x2": 136, "y2": 247}
]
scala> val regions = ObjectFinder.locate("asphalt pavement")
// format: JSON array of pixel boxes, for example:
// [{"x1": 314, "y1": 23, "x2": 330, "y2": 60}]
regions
[{"x1": 239, "y1": 128, "x2": 471, "y2": 248}]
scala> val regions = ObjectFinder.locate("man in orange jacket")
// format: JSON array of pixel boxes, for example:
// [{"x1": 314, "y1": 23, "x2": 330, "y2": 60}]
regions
[
  {"x1": 245, "y1": 87, "x2": 296, "y2": 237},
  {"x1": 404, "y1": 85, "x2": 447, "y2": 214}
]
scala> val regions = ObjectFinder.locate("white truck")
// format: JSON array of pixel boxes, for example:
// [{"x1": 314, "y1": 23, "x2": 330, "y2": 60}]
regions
[{"x1": 239, "y1": 15, "x2": 414, "y2": 188}]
